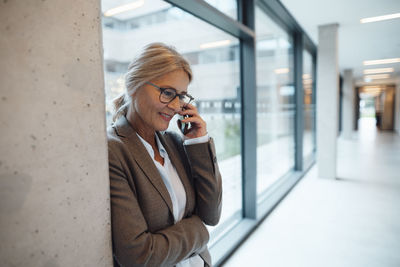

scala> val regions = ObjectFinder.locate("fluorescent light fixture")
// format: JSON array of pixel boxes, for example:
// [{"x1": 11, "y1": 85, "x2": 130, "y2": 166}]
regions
[
  {"x1": 363, "y1": 58, "x2": 400, "y2": 65},
  {"x1": 361, "y1": 86, "x2": 383, "y2": 97},
  {"x1": 104, "y1": 0, "x2": 144, "y2": 17},
  {"x1": 360, "y1": 12, "x2": 400, "y2": 23},
  {"x1": 364, "y1": 74, "x2": 390, "y2": 80},
  {"x1": 200, "y1": 40, "x2": 231, "y2": 49},
  {"x1": 363, "y1": 67, "x2": 394, "y2": 74},
  {"x1": 362, "y1": 86, "x2": 383, "y2": 93},
  {"x1": 364, "y1": 91, "x2": 381, "y2": 95},
  {"x1": 274, "y1": 68, "x2": 289, "y2": 74},
  {"x1": 363, "y1": 86, "x2": 381, "y2": 91},
  {"x1": 364, "y1": 77, "x2": 372, "y2": 82}
]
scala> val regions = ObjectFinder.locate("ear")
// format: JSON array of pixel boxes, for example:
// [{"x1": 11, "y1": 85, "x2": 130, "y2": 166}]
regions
[{"x1": 130, "y1": 84, "x2": 143, "y2": 100}]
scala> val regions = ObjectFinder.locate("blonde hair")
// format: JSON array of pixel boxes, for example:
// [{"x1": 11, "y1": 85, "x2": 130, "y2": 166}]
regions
[{"x1": 112, "y1": 43, "x2": 192, "y2": 122}]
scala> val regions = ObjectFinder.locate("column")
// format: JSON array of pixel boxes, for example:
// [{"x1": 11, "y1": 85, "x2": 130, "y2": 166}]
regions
[
  {"x1": 381, "y1": 86, "x2": 395, "y2": 130},
  {"x1": 0, "y1": 0, "x2": 112, "y2": 266},
  {"x1": 341, "y1": 69, "x2": 355, "y2": 138},
  {"x1": 316, "y1": 24, "x2": 339, "y2": 179},
  {"x1": 294, "y1": 33, "x2": 304, "y2": 170},
  {"x1": 394, "y1": 84, "x2": 400, "y2": 134}
]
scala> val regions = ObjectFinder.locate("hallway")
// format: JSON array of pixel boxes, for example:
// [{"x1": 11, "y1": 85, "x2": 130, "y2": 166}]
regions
[{"x1": 222, "y1": 118, "x2": 400, "y2": 267}]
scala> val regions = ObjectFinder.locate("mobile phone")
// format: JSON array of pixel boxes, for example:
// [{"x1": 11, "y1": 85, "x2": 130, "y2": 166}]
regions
[{"x1": 178, "y1": 107, "x2": 191, "y2": 134}]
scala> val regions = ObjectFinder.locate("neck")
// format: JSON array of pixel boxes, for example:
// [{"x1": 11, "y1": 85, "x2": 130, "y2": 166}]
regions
[{"x1": 127, "y1": 105, "x2": 156, "y2": 148}]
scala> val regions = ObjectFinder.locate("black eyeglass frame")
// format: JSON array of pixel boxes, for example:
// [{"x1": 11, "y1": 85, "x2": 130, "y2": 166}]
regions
[{"x1": 145, "y1": 81, "x2": 194, "y2": 106}]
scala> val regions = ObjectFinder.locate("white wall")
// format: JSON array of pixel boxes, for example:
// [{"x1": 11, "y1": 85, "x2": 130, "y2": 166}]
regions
[{"x1": 0, "y1": 0, "x2": 112, "y2": 266}]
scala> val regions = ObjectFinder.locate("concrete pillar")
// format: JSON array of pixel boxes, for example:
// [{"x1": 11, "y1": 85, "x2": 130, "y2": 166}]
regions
[
  {"x1": 341, "y1": 69, "x2": 355, "y2": 138},
  {"x1": 316, "y1": 24, "x2": 339, "y2": 179},
  {"x1": 381, "y1": 86, "x2": 395, "y2": 130},
  {"x1": 0, "y1": 0, "x2": 112, "y2": 266}
]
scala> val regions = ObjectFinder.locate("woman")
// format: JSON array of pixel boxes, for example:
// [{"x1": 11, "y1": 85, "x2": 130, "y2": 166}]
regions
[{"x1": 107, "y1": 43, "x2": 222, "y2": 267}]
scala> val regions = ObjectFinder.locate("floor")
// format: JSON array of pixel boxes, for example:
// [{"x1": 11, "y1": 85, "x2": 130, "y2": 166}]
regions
[{"x1": 222, "y1": 118, "x2": 400, "y2": 267}]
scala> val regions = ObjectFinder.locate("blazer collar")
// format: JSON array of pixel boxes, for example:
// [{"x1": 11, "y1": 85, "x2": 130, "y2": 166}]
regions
[
  {"x1": 113, "y1": 115, "x2": 136, "y2": 138},
  {"x1": 113, "y1": 116, "x2": 195, "y2": 218},
  {"x1": 113, "y1": 116, "x2": 174, "y2": 214}
]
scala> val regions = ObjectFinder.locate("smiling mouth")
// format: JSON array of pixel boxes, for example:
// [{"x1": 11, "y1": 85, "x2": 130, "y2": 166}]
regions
[{"x1": 159, "y1": 112, "x2": 173, "y2": 121}]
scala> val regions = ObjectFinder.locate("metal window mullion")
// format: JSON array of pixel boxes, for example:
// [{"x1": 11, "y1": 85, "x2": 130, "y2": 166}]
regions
[
  {"x1": 312, "y1": 51, "x2": 317, "y2": 152},
  {"x1": 294, "y1": 32, "x2": 304, "y2": 171},
  {"x1": 239, "y1": 0, "x2": 257, "y2": 219},
  {"x1": 164, "y1": 0, "x2": 255, "y2": 39}
]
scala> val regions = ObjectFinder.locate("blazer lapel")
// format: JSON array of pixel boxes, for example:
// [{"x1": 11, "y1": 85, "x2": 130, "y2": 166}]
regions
[
  {"x1": 158, "y1": 132, "x2": 195, "y2": 216},
  {"x1": 113, "y1": 116, "x2": 174, "y2": 215}
]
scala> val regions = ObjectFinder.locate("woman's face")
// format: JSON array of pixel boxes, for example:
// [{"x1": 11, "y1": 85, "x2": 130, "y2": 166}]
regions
[{"x1": 132, "y1": 69, "x2": 190, "y2": 134}]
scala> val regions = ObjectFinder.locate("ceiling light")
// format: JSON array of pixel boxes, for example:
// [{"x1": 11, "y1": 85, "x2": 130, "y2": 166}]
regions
[
  {"x1": 363, "y1": 68, "x2": 394, "y2": 74},
  {"x1": 274, "y1": 68, "x2": 289, "y2": 74},
  {"x1": 364, "y1": 74, "x2": 390, "y2": 80},
  {"x1": 364, "y1": 90, "x2": 382, "y2": 95},
  {"x1": 104, "y1": 0, "x2": 144, "y2": 17},
  {"x1": 200, "y1": 40, "x2": 231, "y2": 49},
  {"x1": 361, "y1": 87, "x2": 383, "y2": 98},
  {"x1": 362, "y1": 87, "x2": 382, "y2": 94},
  {"x1": 363, "y1": 58, "x2": 400, "y2": 65},
  {"x1": 364, "y1": 77, "x2": 372, "y2": 83},
  {"x1": 360, "y1": 12, "x2": 400, "y2": 23}
]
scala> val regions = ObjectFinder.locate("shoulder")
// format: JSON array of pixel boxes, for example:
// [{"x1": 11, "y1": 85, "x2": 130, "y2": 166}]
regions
[
  {"x1": 107, "y1": 126, "x2": 123, "y2": 149},
  {"x1": 162, "y1": 131, "x2": 183, "y2": 144},
  {"x1": 107, "y1": 126, "x2": 130, "y2": 164},
  {"x1": 162, "y1": 131, "x2": 187, "y2": 154}
]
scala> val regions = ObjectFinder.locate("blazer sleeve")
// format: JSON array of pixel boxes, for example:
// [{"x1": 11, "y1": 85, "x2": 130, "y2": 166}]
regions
[
  {"x1": 109, "y1": 148, "x2": 209, "y2": 267},
  {"x1": 184, "y1": 137, "x2": 222, "y2": 226}
]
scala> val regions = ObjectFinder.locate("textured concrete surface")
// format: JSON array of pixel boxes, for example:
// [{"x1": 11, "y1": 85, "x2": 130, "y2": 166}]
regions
[
  {"x1": 223, "y1": 118, "x2": 400, "y2": 267},
  {"x1": 0, "y1": 0, "x2": 112, "y2": 266}
]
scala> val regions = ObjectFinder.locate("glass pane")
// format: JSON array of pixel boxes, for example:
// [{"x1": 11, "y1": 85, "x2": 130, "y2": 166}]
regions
[
  {"x1": 303, "y1": 50, "x2": 315, "y2": 160},
  {"x1": 101, "y1": 0, "x2": 242, "y2": 241},
  {"x1": 255, "y1": 6, "x2": 295, "y2": 197},
  {"x1": 204, "y1": 0, "x2": 237, "y2": 20}
]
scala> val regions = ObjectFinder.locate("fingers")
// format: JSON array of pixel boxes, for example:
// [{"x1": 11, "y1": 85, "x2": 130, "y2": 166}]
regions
[
  {"x1": 181, "y1": 115, "x2": 204, "y2": 126},
  {"x1": 179, "y1": 109, "x2": 198, "y2": 118},
  {"x1": 179, "y1": 103, "x2": 198, "y2": 116},
  {"x1": 181, "y1": 112, "x2": 207, "y2": 138},
  {"x1": 177, "y1": 103, "x2": 207, "y2": 138},
  {"x1": 182, "y1": 117, "x2": 207, "y2": 136}
]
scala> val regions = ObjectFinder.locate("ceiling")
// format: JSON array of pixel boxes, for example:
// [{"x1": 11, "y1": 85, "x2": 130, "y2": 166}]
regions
[{"x1": 280, "y1": 0, "x2": 400, "y2": 87}]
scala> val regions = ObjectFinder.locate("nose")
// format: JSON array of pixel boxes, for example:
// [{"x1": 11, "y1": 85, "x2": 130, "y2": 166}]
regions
[{"x1": 167, "y1": 96, "x2": 182, "y2": 112}]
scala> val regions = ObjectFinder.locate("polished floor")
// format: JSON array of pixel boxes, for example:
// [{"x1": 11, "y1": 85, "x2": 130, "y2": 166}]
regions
[{"x1": 222, "y1": 118, "x2": 400, "y2": 267}]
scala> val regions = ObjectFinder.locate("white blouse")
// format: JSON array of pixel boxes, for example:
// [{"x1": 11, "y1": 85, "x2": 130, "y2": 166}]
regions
[{"x1": 137, "y1": 133, "x2": 209, "y2": 267}]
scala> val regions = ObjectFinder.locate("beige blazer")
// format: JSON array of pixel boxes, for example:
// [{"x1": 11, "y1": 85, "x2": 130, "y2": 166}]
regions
[{"x1": 108, "y1": 116, "x2": 222, "y2": 267}]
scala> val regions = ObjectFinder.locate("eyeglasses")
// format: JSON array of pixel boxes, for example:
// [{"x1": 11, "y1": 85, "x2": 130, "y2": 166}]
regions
[{"x1": 145, "y1": 81, "x2": 194, "y2": 106}]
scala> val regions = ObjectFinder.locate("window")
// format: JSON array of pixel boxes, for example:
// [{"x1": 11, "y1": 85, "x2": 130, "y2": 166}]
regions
[
  {"x1": 101, "y1": 0, "x2": 242, "y2": 243},
  {"x1": 255, "y1": 5, "x2": 295, "y2": 198},
  {"x1": 101, "y1": 0, "x2": 317, "y2": 264},
  {"x1": 204, "y1": 0, "x2": 237, "y2": 20}
]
